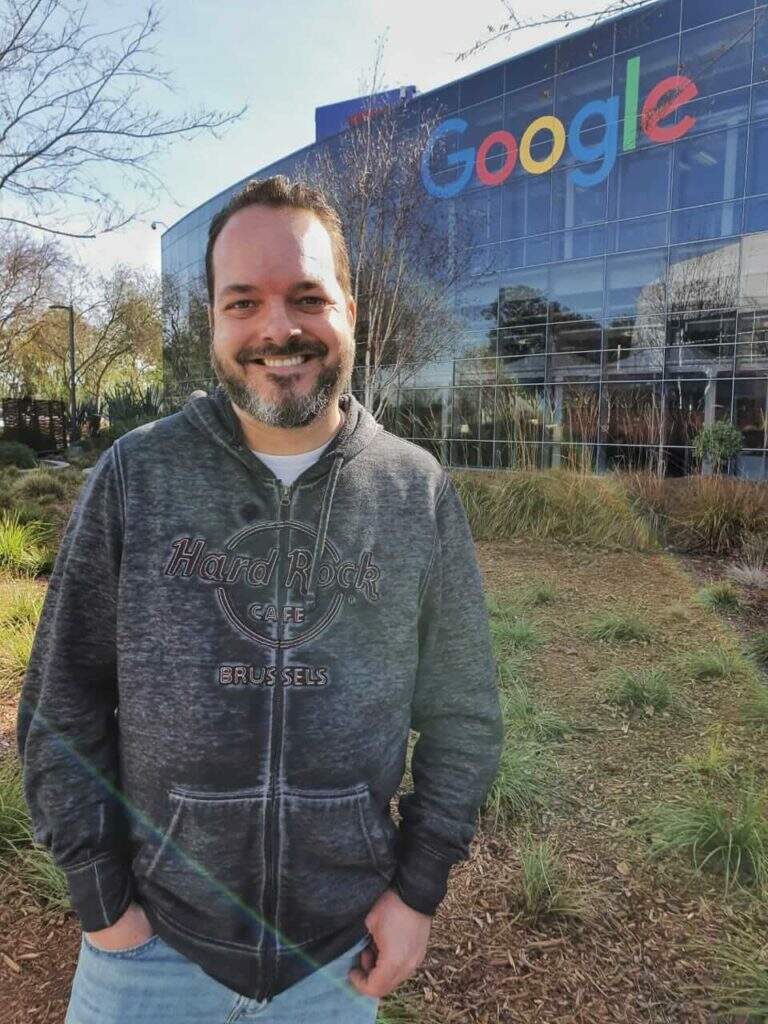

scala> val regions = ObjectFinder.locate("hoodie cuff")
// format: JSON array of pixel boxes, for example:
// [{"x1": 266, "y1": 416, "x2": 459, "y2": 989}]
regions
[
  {"x1": 65, "y1": 853, "x2": 135, "y2": 931},
  {"x1": 392, "y1": 834, "x2": 453, "y2": 917}
]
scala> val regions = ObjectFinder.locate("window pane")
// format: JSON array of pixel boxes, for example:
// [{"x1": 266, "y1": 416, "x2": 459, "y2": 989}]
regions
[
  {"x1": 684, "y1": 87, "x2": 750, "y2": 138},
  {"x1": 757, "y1": 7, "x2": 768, "y2": 83},
  {"x1": 745, "y1": 196, "x2": 768, "y2": 233},
  {"x1": 679, "y1": 13, "x2": 753, "y2": 96},
  {"x1": 494, "y1": 385, "x2": 545, "y2": 444},
  {"x1": 616, "y1": 214, "x2": 670, "y2": 251},
  {"x1": 504, "y1": 80, "x2": 554, "y2": 139},
  {"x1": 460, "y1": 66, "x2": 504, "y2": 108},
  {"x1": 609, "y1": 146, "x2": 672, "y2": 220},
  {"x1": 734, "y1": 376, "x2": 768, "y2": 448},
  {"x1": 672, "y1": 127, "x2": 747, "y2": 208},
  {"x1": 498, "y1": 268, "x2": 550, "y2": 327},
  {"x1": 668, "y1": 239, "x2": 740, "y2": 312},
  {"x1": 606, "y1": 249, "x2": 667, "y2": 318},
  {"x1": 557, "y1": 23, "x2": 613, "y2": 74},
  {"x1": 670, "y1": 201, "x2": 744, "y2": 243},
  {"x1": 555, "y1": 58, "x2": 613, "y2": 125},
  {"x1": 552, "y1": 169, "x2": 608, "y2": 229},
  {"x1": 682, "y1": 0, "x2": 752, "y2": 31},
  {"x1": 501, "y1": 173, "x2": 551, "y2": 239},
  {"x1": 505, "y1": 48, "x2": 556, "y2": 92},
  {"x1": 548, "y1": 257, "x2": 605, "y2": 322},
  {"x1": 616, "y1": 0, "x2": 680, "y2": 50},
  {"x1": 747, "y1": 121, "x2": 768, "y2": 197}
]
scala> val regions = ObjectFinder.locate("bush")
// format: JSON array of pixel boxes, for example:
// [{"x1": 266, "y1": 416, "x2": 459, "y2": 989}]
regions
[
  {"x1": 483, "y1": 736, "x2": 554, "y2": 829},
  {"x1": 10, "y1": 469, "x2": 66, "y2": 503},
  {"x1": 692, "y1": 422, "x2": 742, "y2": 473},
  {"x1": 0, "y1": 441, "x2": 36, "y2": 468},
  {"x1": 600, "y1": 666, "x2": 686, "y2": 715},
  {"x1": 584, "y1": 611, "x2": 652, "y2": 643},
  {"x1": 694, "y1": 581, "x2": 741, "y2": 611},
  {"x1": 516, "y1": 833, "x2": 589, "y2": 922},
  {"x1": 0, "y1": 512, "x2": 48, "y2": 574},
  {"x1": 0, "y1": 756, "x2": 32, "y2": 864}
]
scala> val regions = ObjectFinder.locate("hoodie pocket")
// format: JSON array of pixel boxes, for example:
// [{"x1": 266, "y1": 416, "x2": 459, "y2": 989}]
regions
[
  {"x1": 277, "y1": 782, "x2": 398, "y2": 948},
  {"x1": 134, "y1": 785, "x2": 269, "y2": 948}
]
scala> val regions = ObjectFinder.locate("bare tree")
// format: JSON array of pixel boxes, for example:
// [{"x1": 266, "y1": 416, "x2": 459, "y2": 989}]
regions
[
  {"x1": 299, "y1": 40, "x2": 467, "y2": 421},
  {"x1": 0, "y1": 0, "x2": 246, "y2": 239},
  {"x1": 458, "y1": 1, "x2": 656, "y2": 61}
]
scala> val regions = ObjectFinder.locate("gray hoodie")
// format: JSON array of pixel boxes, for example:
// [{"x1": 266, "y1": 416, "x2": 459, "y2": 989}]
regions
[{"x1": 16, "y1": 385, "x2": 504, "y2": 1003}]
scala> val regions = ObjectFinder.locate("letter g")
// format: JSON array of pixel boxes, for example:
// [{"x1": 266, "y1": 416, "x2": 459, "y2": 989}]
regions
[{"x1": 421, "y1": 118, "x2": 475, "y2": 199}]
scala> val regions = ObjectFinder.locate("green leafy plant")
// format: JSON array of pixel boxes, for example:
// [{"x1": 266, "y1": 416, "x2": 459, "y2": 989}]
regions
[
  {"x1": 599, "y1": 666, "x2": 685, "y2": 715},
  {"x1": 692, "y1": 422, "x2": 742, "y2": 475},
  {"x1": 483, "y1": 738, "x2": 554, "y2": 829},
  {"x1": 0, "y1": 441, "x2": 37, "y2": 469},
  {"x1": 0, "y1": 757, "x2": 32, "y2": 864},
  {"x1": 584, "y1": 611, "x2": 651, "y2": 643},
  {"x1": 0, "y1": 512, "x2": 48, "y2": 574},
  {"x1": 500, "y1": 682, "x2": 569, "y2": 741},
  {"x1": 516, "y1": 833, "x2": 589, "y2": 922},
  {"x1": 694, "y1": 581, "x2": 741, "y2": 611}
]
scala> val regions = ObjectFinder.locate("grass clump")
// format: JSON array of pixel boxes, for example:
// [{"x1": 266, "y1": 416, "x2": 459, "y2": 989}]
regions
[
  {"x1": 676, "y1": 645, "x2": 754, "y2": 685},
  {"x1": 745, "y1": 630, "x2": 768, "y2": 668},
  {"x1": 584, "y1": 611, "x2": 652, "y2": 643},
  {"x1": 17, "y1": 847, "x2": 70, "y2": 912},
  {"x1": 707, "y1": 927, "x2": 768, "y2": 1021},
  {"x1": 600, "y1": 666, "x2": 685, "y2": 715},
  {"x1": 483, "y1": 737, "x2": 554, "y2": 830},
  {"x1": 678, "y1": 729, "x2": 735, "y2": 782},
  {"x1": 0, "y1": 619, "x2": 36, "y2": 693},
  {"x1": 500, "y1": 682, "x2": 569, "y2": 741},
  {"x1": 491, "y1": 613, "x2": 542, "y2": 654},
  {"x1": 0, "y1": 441, "x2": 36, "y2": 469},
  {"x1": 0, "y1": 757, "x2": 32, "y2": 864},
  {"x1": 0, "y1": 577, "x2": 44, "y2": 628},
  {"x1": 741, "y1": 681, "x2": 768, "y2": 727},
  {"x1": 0, "y1": 511, "x2": 49, "y2": 575},
  {"x1": 646, "y1": 781, "x2": 768, "y2": 894},
  {"x1": 516, "y1": 833, "x2": 589, "y2": 922},
  {"x1": 694, "y1": 581, "x2": 741, "y2": 612},
  {"x1": 9, "y1": 469, "x2": 67, "y2": 503}
]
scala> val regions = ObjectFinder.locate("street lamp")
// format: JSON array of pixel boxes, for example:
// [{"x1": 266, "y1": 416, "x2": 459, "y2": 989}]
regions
[
  {"x1": 49, "y1": 303, "x2": 78, "y2": 445},
  {"x1": 150, "y1": 220, "x2": 169, "y2": 231}
]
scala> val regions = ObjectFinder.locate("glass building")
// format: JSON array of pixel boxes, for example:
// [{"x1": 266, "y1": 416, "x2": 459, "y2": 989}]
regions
[{"x1": 161, "y1": 0, "x2": 768, "y2": 478}]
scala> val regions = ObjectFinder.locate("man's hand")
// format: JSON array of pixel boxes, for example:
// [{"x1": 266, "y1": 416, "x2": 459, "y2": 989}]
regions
[
  {"x1": 347, "y1": 887, "x2": 432, "y2": 998},
  {"x1": 83, "y1": 900, "x2": 154, "y2": 952}
]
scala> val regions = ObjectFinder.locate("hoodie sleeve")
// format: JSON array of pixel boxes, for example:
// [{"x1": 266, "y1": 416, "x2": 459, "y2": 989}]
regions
[
  {"x1": 393, "y1": 471, "x2": 504, "y2": 917},
  {"x1": 16, "y1": 445, "x2": 136, "y2": 932}
]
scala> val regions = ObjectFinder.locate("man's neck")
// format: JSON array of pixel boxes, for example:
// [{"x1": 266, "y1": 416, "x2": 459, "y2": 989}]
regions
[{"x1": 230, "y1": 399, "x2": 345, "y2": 455}]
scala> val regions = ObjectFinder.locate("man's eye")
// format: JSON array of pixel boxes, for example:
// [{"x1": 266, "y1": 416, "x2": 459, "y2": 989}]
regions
[
  {"x1": 298, "y1": 296, "x2": 328, "y2": 307},
  {"x1": 228, "y1": 299, "x2": 255, "y2": 309}
]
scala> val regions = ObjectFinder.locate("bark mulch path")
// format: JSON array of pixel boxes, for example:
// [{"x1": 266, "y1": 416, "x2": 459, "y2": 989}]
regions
[{"x1": 2, "y1": 539, "x2": 767, "y2": 1022}]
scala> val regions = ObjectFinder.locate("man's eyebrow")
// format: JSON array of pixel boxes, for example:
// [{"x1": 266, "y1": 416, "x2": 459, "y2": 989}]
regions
[
  {"x1": 219, "y1": 283, "x2": 257, "y2": 297},
  {"x1": 292, "y1": 279, "x2": 326, "y2": 291}
]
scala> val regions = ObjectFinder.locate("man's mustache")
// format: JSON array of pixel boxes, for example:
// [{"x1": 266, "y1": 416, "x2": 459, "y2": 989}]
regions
[{"x1": 236, "y1": 339, "x2": 327, "y2": 363}]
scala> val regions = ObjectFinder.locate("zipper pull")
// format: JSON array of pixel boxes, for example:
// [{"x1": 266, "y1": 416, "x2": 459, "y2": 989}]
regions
[{"x1": 280, "y1": 484, "x2": 292, "y2": 507}]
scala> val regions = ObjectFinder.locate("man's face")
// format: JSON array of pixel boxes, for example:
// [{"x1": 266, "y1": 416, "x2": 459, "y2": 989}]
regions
[{"x1": 208, "y1": 205, "x2": 356, "y2": 429}]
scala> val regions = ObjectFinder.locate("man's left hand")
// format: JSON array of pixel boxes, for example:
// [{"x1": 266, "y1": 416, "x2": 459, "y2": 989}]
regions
[{"x1": 347, "y1": 887, "x2": 432, "y2": 998}]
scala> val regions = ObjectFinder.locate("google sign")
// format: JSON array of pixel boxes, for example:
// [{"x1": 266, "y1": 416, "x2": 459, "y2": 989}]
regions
[{"x1": 421, "y1": 57, "x2": 698, "y2": 198}]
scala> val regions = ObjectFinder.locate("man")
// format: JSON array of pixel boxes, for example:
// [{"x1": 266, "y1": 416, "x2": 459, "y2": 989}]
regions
[{"x1": 17, "y1": 175, "x2": 504, "y2": 1023}]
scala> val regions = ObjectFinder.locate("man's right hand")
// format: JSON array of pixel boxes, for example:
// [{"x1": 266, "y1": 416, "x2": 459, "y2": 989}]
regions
[{"x1": 83, "y1": 900, "x2": 155, "y2": 952}]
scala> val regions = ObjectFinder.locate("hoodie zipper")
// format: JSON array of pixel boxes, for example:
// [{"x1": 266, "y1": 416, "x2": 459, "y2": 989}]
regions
[{"x1": 259, "y1": 480, "x2": 293, "y2": 1003}]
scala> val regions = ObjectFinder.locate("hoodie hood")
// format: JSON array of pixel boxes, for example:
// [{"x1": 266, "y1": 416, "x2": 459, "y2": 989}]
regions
[
  {"x1": 182, "y1": 384, "x2": 381, "y2": 486},
  {"x1": 182, "y1": 384, "x2": 381, "y2": 610}
]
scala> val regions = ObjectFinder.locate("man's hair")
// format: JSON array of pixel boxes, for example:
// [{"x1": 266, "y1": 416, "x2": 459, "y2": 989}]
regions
[{"x1": 205, "y1": 175, "x2": 352, "y2": 304}]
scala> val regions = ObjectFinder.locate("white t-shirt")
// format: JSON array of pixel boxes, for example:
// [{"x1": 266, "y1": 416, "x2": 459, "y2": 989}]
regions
[
  {"x1": 249, "y1": 437, "x2": 334, "y2": 486},
  {"x1": 249, "y1": 415, "x2": 345, "y2": 486}
]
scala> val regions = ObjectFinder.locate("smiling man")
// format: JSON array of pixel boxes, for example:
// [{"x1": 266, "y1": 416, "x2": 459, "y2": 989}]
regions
[{"x1": 18, "y1": 175, "x2": 504, "y2": 1024}]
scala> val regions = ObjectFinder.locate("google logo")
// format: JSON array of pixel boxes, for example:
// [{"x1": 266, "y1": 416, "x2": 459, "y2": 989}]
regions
[{"x1": 421, "y1": 56, "x2": 698, "y2": 198}]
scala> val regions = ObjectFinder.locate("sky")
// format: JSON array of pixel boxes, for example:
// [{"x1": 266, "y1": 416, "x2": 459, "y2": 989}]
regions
[{"x1": 62, "y1": 0, "x2": 642, "y2": 280}]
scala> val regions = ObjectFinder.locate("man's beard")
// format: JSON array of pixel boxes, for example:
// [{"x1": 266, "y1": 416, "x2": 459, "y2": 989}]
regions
[{"x1": 209, "y1": 339, "x2": 352, "y2": 429}]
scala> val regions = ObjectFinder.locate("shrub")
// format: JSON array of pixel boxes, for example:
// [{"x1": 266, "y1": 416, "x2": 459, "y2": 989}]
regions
[
  {"x1": 677, "y1": 645, "x2": 753, "y2": 685},
  {"x1": 0, "y1": 577, "x2": 44, "y2": 628},
  {"x1": 741, "y1": 681, "x2": 768, "y2": 726},
  {"x1": 707, "y1": 927, "x2": 768, "y2": 1021},
  {"x1": 678, "y1": 730, "x2": 735, "y2": 782},
  {"x1": 491, "y1": 613, "x2": 541, "y2": 654},
  {"x1": 647, "y1": 782, "x2": 768, "y2": 894},
  {"x1": 692, "y1": 422, "x2": 742, "y2": 474},
  {"x1": 17, "y1": 847, "x2": 70, "y2": 911},
  {"x1": 672, "y1": 476, "x2": 768, "y2": 556},
  {"x1": 0, "y1": 620, "x2": 36, "y2": 693},
  {"x1": 500, "y1": 682, "x2": 569, "y2": 741},
  {"x1": 0, "y1": 441, "x2": 36, "y2": 469},
  {"x1": 10, "y1": 469, "x2": 67, "y2": 503},
  {"x1": 744, "y1": 631, "x2": 768, "y2": 668}
]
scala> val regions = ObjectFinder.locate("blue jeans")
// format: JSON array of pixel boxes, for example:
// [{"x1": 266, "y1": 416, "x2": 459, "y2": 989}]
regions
[{"x1": 65, "y1": 931, "x2": 379, "y2": 1023}]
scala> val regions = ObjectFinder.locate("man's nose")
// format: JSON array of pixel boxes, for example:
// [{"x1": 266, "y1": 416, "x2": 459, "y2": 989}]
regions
[{"x1": 257, "y1": 299, "x2": 300, "y2": 344}]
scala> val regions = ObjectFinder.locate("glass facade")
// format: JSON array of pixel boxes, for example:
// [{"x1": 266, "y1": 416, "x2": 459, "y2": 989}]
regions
[{"x1": 162, "y1": 0, "x2": 768, "y2": 478}]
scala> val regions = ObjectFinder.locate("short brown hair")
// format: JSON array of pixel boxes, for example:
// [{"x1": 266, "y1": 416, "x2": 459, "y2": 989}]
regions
[{"x1": 205, "y1": 175, "x2": 352, "y2": 304}]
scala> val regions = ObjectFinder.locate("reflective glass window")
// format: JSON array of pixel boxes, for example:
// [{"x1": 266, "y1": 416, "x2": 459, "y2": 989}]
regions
[
  {"x1": 609, "y1": 146, "x2": 672, "y2": 219},
  {"x1": 455, "y1": 281, "x2": 500, "y2": 333},
  {"x1": 551, "y1": 224, "x2": 608, "y2": 261},
  {"x1": 524, "y1": 234, "x2": 551, "y2": 266},
  {"x1": 606, "y1": 248, "x2": 667, "y2": 317},
  {"x1": 663, "y1": 375, "x2": 707, "y2": 449},
  {"x1": 616, "y1": 213, "x2": 670, "y2": 251},
  {"x1": 552, "y1": 170, "x2": 608, "y2": 229},
  {"x1": 557, "y1": 23, "x2": 613, "y2": 73},
  {"x1": 616, "y1": 0, "x2": 681, "y2": 51},
  {"x1": 682, "y1": 0, "x2": 753, "y2": 30},
  {"x1": 548, "y1": 256, "x2": 605, "y2": 322},
  {"x1": 498, "y1": 268, "x2": 550, "y2": 327},
  {"x1": 671, "y1": 201, "x2": 744, "y2": 242},
  {"x1": 680, "y1": 14, "x2": 754, "y2": 97},
  {"x1": 753, "y1": 83, "x2": 768, "y2": 120},
  {"x1": 460, "y1": 66, "x2": 505, "y2": 108},
  {"x1": 668, "y1": 239, "x2": 740, "y2": 313},
  {"x1": 504, "y1": 47, "x2": 556, "y2": 92},
  {"x1": 740, "y1": 231, "x2": 768, "y2": 306},
  {"x1": 504, "y1": 80, "x2": 555, "y2": 139},
  {"x1": 549, "y1": 320, "x2": 602, "y2": 353},
  {"x1": 456, "y1": 189, "x2": 502, "y2": 246},
  {"x1": 603, "y1": 382, "x2": 664, "y2": 453},
  {"x1": 757, "y1": 7, "x2": 768, "y2": 82},
  {"x1": 555, "y1": 58, "x2": 613, "y2": 126},
  {"x1": 412, "y1": 389, "x2": 450, "y2": 439},
  {"x1": 462, "y1": 97, "x2": 504, "y2": 167},
  {"x1": 672, "y1": 127, "x2": 747, "y2": 208},
  {"x1": 747, "y1": 120, "x2": 768, "y2": 196},
  {"x1": 613, "y1": 35, "x2": 679, "y2": 111},
  {"x1": 745, "y1": 195, "x2": 768, "y2": 231},
  {"x1": 734, "y1": 376, "x2": 768, "y2": 448},
  {"x1": 557, "y1": 383, "x2": 601, "y2": 444},
  {"x1": 501, "y1": 173, "x2": 551, "y2": 238},
  {"x1": 420, "y1": 83, "x2": 459, "y2": 118},
  {"x1": 494, "y1": 385, "x2": 545, "y2": 444},
  {"x1": 684, "y1": 87, "x2": 750, "y2": 137}
]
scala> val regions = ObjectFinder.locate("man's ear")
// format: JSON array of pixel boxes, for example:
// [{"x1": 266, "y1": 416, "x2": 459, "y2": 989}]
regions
[
  {"x1": 206, "y1": 302, "x2": 214, "y2": 336},
  {"x1": 346, "y1": 294, "x2": 356, "y2": 331}
]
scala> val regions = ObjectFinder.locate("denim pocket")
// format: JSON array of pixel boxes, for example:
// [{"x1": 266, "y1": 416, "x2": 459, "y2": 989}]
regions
[
  {"x1": 277, "y1": 783, "x2": 398, "y2": 948},
  {"x1": 82, "y1": 932, "x2": 161, "y2": 958},
  {"x1": 134, "y1": 785, "x2": 269, "y2": 947}
]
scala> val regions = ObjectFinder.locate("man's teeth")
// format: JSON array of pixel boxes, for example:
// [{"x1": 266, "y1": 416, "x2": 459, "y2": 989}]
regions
[{"x1": 257, "y1": 355, "x2": 308, "y2": 367}]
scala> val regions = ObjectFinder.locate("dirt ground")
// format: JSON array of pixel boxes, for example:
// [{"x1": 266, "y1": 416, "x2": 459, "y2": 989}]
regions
[{"x1": 1, "y1": 539, "x2": 767, "y2": 1023}]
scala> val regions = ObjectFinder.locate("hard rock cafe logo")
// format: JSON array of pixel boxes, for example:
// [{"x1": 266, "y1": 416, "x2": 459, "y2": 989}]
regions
[{"x1": 162, "y1": 521, "x2": 381, "y2": 651}]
